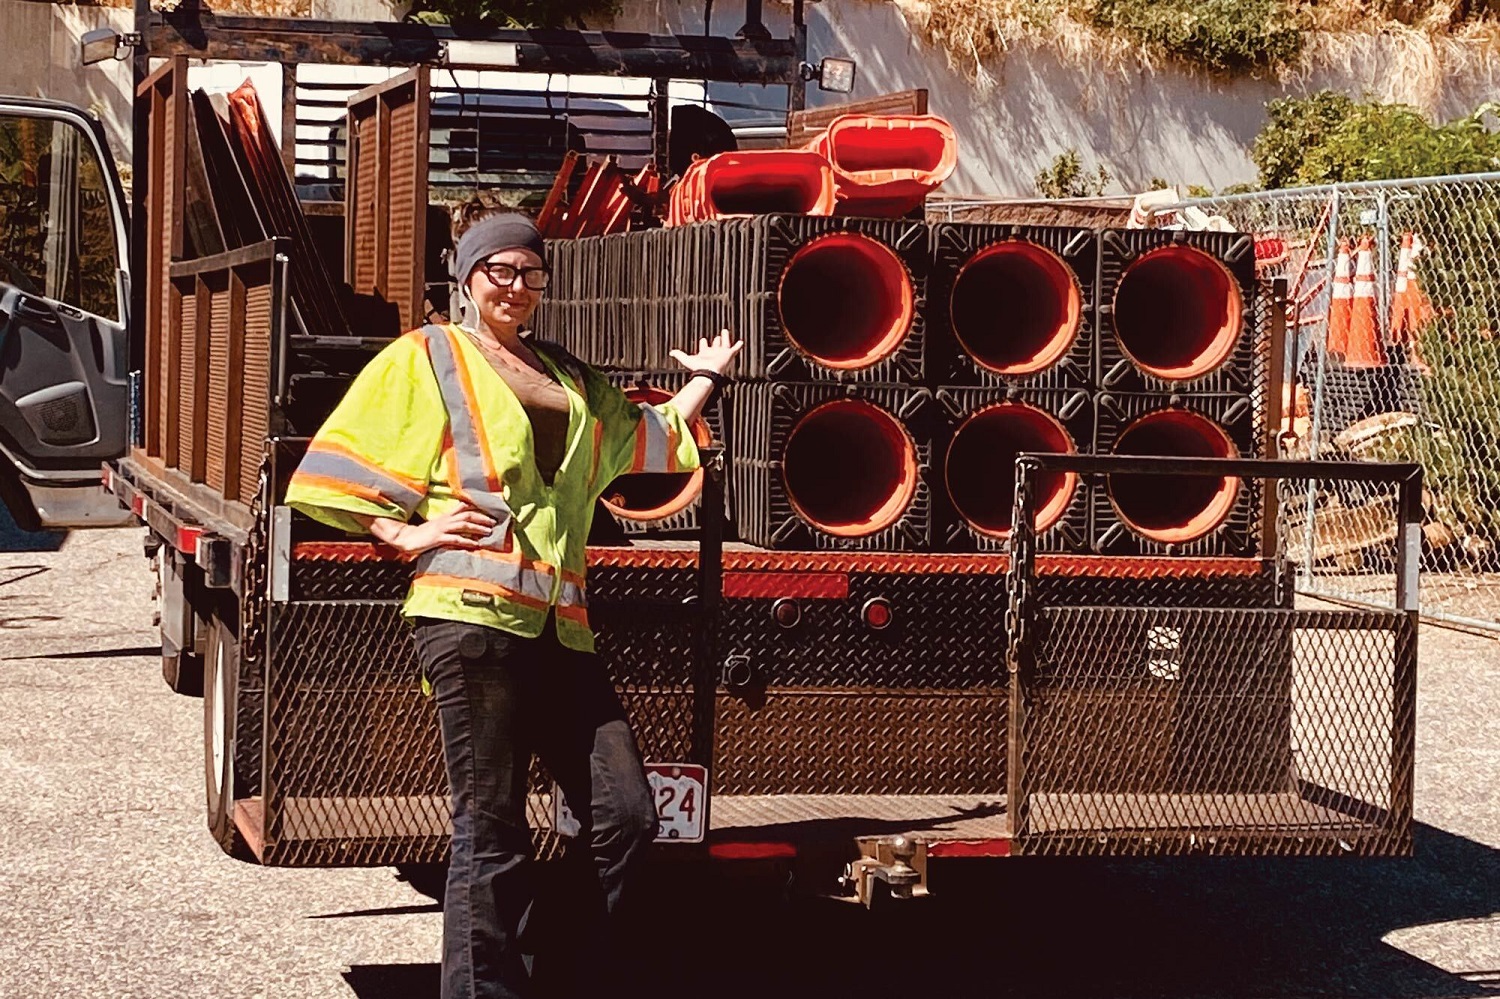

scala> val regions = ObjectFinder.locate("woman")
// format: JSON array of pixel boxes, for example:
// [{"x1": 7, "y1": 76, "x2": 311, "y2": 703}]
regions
[{"x1": 284, "y1": 212, "x2": 741, "y2": 999}]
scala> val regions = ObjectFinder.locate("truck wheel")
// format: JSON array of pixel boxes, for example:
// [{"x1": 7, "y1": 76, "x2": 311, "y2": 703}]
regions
[{"x1": 204, "y1": 616, "x2": 254, "y2": 861}]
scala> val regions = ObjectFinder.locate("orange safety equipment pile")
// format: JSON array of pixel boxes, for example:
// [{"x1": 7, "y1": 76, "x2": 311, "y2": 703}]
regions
[
  {"x1": 537, "y1": 155, "x2": 660, "y2": 239},
  {"x1": 804, "y1": 114, "x2": 958, "y2": 217},
  {"x1": 666, "y1": 149, "x2": 837, "y2": 226}
]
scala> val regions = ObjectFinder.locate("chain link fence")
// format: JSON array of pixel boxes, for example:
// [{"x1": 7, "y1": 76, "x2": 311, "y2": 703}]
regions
[{"x1": 1167, "y1": 174, "x2": 1500, "y2": 632}]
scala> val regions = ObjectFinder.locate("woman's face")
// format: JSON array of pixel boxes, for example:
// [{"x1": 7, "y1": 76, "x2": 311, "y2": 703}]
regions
[{"x1": 465, "y1": 246, "x2": 546, "y2": 332}]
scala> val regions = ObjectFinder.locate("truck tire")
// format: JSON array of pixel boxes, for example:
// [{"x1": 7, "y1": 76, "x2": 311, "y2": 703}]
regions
[{"x1": 204, "y1": 616, "x2": 254, "y2": 861}]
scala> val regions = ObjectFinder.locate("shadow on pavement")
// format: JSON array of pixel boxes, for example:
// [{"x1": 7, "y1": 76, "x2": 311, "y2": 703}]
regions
[
  {"x1": 0, "y1": 502, "x2": 65, "y2": 553},
  {"x1": 342, "y1": 822, "x2": 1498, "y2": 999},
  {"x1": 0, "y1": 645, "x2": 160, "y2": 660}
]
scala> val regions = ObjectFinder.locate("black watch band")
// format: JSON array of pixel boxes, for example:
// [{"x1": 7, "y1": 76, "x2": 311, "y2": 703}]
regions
[{"x1": 689, "y1": 369, "x2": 731, "y2": 390}]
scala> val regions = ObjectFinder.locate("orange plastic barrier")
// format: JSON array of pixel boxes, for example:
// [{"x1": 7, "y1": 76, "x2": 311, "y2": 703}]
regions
[
  {"x1": 782, "y1": 399, "x2": 918, "y2": 538},
  {"x1": 944, "y1": 403, "x2": 1078, "y2": 539},
  {"x1": 806, "y1": 114, "x2": 958, "y2": 217},
  {"x1": 666, "y1": 149, "x2": 836, "y2": 225},
  {"x1": 1107, "y1": 409, "x2": 1241, "y2": 544}
]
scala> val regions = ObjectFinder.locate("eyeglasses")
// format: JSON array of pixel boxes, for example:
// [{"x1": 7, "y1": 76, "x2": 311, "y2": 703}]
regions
[{"x1": 478, "y1": 260, "x2": 551, "y2": 291}]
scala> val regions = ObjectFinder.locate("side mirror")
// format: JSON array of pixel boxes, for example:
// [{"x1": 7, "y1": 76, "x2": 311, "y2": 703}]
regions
[
  {"x1": 801, "y1": 57, "x2": 858, "y2": 95},
  {"x1": 80, "y1": 27, "x2": 127, "y2": 66}
]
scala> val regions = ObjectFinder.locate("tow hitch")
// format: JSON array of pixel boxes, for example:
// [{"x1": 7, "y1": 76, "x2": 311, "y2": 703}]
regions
[{"x1": 839, "y1": 834, "x2": 928, "y2": 907}]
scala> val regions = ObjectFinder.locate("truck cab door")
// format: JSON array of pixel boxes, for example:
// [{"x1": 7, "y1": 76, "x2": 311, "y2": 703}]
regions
[{"x1": 0, "y1": 99, "x2": 132, "y2": 528}]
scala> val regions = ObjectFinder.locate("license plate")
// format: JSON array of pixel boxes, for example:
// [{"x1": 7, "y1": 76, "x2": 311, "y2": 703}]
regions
[
  {"x1": 551, "y1": 762, "x2": 708, "y2": 844},
  {"x1": 646, "y1": 763, "x2": 707, "y2": 843}
]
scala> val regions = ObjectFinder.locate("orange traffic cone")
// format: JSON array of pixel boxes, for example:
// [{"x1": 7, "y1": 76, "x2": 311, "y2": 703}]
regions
[
  {"x1": 1327, "y1": 237, "x2": 1353, "y2": 359},
  {"x1": 1389, "y1": 232, "x2": 1413, "y2": 334},
  {"x1": 1392, "y1": 231, "x2": 1433, "y2": 372},
  {"x1": 1345, "y1": 234, "x2": 1384, "y2": 367}
]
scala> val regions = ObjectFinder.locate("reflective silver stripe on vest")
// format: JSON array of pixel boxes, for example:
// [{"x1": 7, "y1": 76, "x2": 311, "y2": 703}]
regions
[
  {"x1": 295, "y1": 448, "x2": 425, "y2": 514},
  {"x1": 416, "y1": 325, "x2": 514, "y2": 548},
  {"x1": 635, "y1": 405, "x2": 675, "y2": 474},
  {"x1": 414, "y1": 548, "x2": 555, "y2": 604},
  {"x1": 559, "y1": 578, "x2": 587, "y2": 608}
]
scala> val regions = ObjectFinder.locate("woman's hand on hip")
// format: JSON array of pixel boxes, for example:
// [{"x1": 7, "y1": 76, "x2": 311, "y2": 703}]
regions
[
  {"x1": 669, "y1": 328, "x2": 743, "y2": 376},
  {"x1": 369, "y1": 507, "x2": 497, "y2": 555}
]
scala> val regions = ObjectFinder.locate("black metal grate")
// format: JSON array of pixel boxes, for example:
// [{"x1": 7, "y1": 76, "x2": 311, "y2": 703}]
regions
[{"x1": 1007, "y1": 455, "x2": 1419, "y2": 858}]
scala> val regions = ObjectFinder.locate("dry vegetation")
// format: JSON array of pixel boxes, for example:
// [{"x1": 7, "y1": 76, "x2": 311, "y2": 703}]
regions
[{"x1": 889, "y1": 0, "x2": 1500, "y2": 96}]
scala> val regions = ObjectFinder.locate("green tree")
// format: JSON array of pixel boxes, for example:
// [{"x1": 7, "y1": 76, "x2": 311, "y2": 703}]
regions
[
  {"x1": 1035, "y1": 149, "x2": 1111, "y2": 198},
  {"x1": 1252, "y1": 93, "x2": 1500, "y2": 188},
  {"x1": 1252, "y1": 92, "x2": 1356, "y2": 190}
]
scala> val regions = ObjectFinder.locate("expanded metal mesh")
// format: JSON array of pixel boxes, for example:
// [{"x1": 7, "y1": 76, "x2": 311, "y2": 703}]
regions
[
  {"x1": 1007, "y1": 458, "x2": 1417, "y2": 857},
  {"x1": 1171, "y1": 174, "x2": 1500, "y2": 631},
  {"x1": 1011, "y1": 606, "x2": 1413, "y2": 856},
  {"x1": 256, "y1": 558, "x2": 708, "y2": 867}
]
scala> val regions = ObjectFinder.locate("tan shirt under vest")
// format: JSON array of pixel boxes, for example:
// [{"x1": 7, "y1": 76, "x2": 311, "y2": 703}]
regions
[{"x1": 463, "y1": 332, "x2": 572, "y2": 485}]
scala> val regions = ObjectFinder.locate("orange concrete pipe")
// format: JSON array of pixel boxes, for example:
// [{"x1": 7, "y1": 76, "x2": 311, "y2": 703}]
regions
[
  {"x1": 1106, "y1": 409, "x2": 1241, "y2": 544},
  {"x1": 1112, "y1": 245, "x2": 1244, "y2": 380},
  {"x1": 944, "y1": 403, "x2": 1078, "y2": 539},
  {"x1": 950, "y1": 241, "x2": 1083, "y2": 375},
  {"x1": 777, "y1": 232, "x2": 915, "y2": 370},
  {"x1": 600, "y1": 386, "x2": 715, "y2": 522},
  {"x1": 782, "y1": 399, "x2": 919, "y2": 537}
]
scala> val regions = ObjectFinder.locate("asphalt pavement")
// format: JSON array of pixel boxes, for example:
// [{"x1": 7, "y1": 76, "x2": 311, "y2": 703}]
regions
[{"x1": 1, "y1": 525, "x2": 1496, "y2": 999}]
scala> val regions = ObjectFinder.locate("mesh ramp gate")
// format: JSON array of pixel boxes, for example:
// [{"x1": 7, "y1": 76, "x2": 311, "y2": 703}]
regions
[{"x1": 1006, "y1": 454, "x2": 1419, "y2": 857}]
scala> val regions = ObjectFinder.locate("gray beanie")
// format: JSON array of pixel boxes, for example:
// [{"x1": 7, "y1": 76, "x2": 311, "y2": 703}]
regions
[
  {"x1": 452, "y1": 213, "x2": 547, "y2": 328},
  {"x1": 452, "y1": 212, "x2": 546, "y2": 285}
]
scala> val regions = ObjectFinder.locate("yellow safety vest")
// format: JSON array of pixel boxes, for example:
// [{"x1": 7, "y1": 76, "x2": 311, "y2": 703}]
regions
[{"x1": 284, "y1": 323, "x2": 701, "y2": 652}]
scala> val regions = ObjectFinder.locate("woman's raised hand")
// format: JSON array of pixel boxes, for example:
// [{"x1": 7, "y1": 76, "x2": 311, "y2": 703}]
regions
[{"x1": 669, "y1": 328, "x2": 743, "y2": 375}]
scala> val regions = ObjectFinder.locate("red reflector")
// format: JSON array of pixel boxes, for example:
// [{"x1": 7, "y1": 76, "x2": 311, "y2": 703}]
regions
[
  {"x1": 178, "y1": 526, "x2": 203, "y2": 557},
  {"x1": 926, "y1": 839, "x2": 1012, "y2": 859},
  {"x1": 772, "y1": 598, "x2": 801, "y2": 628},
  {"x1": 723, "y1": 571, "x2": 850, "y2": 600},
  {"x1": 130, "y1": 495, "x2": 145, "y2": 518},
  {"x1": 862, "y1": 597, "x2": 892, "y2": 630},
  {"x1": 707, "y1": 842, "x2": 797, "y2": 861}
]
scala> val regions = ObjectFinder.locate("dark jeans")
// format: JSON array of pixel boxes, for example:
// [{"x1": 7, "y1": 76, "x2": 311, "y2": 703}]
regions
[{"x1": 413, "y1": 615, "x2": 658, "y2": 999}]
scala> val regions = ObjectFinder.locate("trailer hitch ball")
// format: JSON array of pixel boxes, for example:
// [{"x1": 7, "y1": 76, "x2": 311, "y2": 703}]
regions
[{"x1": 882, "y1": 835, "x2": 921, "y2": 899}]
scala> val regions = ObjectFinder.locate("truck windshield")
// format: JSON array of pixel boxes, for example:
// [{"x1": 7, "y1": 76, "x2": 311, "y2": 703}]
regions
[{"x1": 0, "y1": 113, "x2": 120, "y2": 321}]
